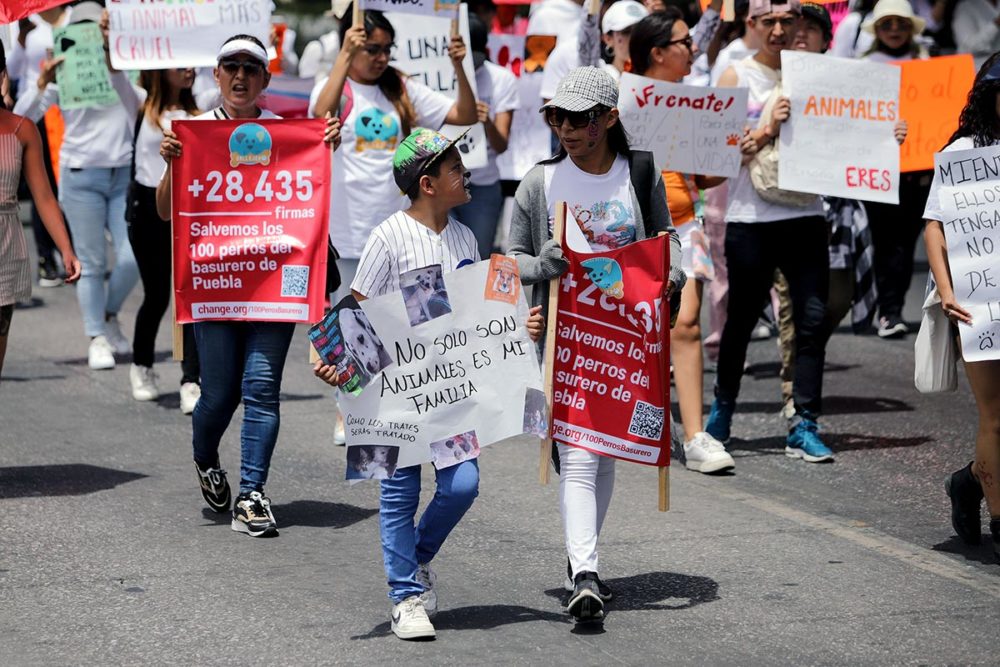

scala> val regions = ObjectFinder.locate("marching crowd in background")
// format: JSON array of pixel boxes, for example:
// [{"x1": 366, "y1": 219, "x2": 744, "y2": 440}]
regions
[{"x1": 0, "y1": 0, "x2": 998, "y2": 639}]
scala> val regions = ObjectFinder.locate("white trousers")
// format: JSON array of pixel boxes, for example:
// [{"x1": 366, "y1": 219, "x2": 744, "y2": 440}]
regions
[{"x1": 558, "y1": 443, "x2": 616, "y2": 578}]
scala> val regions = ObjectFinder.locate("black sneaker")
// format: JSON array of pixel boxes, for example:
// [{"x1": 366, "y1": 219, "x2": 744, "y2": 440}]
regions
[
  {"x1": 195, "y1": 462, "x2": 232, "y2": 513},
  {"x1": 37, "y1": 258, "x2": 63, "y2": 288},
  {"x1": 877, "y1": 315, "x2": 908, "y2": 339},
  {"x1": 990, "y1": 519, "x2": 1000, "y2": 564},
  {"x1": 564, "y1": 559, "x2": 613, "y2": 601},
  {"x1": 945, "y1": 462, "x2": 983, "y2": 544},
  {"x1": 232, "y1": 491, "x2": 278, "y2": 537},
  {"x1": 567, "y1": 572, "x2": 604, "y2": 621}
]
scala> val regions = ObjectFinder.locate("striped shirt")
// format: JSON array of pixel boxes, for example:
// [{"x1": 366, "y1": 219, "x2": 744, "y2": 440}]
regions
[{"x1": 351, "y1": 211, "x2": 480, "y2": 298}]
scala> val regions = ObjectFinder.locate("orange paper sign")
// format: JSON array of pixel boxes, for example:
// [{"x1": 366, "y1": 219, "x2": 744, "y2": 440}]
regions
[{"x1": 898, "y1": 54, "x2": 975, "y2": 173}]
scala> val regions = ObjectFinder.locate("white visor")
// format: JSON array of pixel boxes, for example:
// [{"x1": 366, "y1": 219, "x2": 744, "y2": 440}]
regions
[{"x1": 217, "y1": 39, "x2": 269, "y2": 66}]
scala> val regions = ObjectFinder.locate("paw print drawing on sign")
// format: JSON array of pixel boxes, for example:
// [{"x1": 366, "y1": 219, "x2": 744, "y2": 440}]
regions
[
  {"x1": 979, "y1": 331, "x2": 995, "y2": 351},
  {"x1": 456, "y1": 132, "x2": 477, "y2": 155},
  {"x1": 726, "y1": 133, "x2": 740, "y2": 146}
]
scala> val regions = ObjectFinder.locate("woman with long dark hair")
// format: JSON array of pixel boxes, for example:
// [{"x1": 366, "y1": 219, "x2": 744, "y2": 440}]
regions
[
  {"x1": 509, "y1": 66, "x2": 685, "y2": 621},
  {"x1": 125, "y1": 68, "x2": 202, "y2": 410},
  {"x1": 925, "y1": 51, "x2": 1000, "y2": 563}
]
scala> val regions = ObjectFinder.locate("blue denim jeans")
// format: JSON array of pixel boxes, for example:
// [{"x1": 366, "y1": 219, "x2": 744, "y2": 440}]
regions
[
  {"x1": 451, "y1": 181, "x2": 503, "y2": 259},
  {"x1": 379, "y1": 460, "x2": 479, "y2": 603},
  {"x1": 192, "y1": 321, "x2": 295, "y2": 495},
  {"x1": 59, "y1": 166, "x2": 138, "y2": 337}
]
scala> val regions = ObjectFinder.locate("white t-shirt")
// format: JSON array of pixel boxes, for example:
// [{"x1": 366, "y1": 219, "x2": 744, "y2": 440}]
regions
[
  {"x1": 540, "y1": 38, "x2": 579, "y2": 100},
  {"x1": 310, "y1": 76, "x2": 454, "y2": 259},
  {"x1": 830, "y1": 12, "x2": 875, "y2": 59},
  {"x1": 710, "y1": 38, "x2": 755, "y2": 86},
  {"x1": 953, "y1": 0, "x2": 1000, "y2": 69},
  {"x1": 544, "y1": 155, "x2": 638, "y2": 251},
  {"x1": 352, "y1": 211, "x2": 480, "y2": 298},
  {"x1": 299, "y1": 31, "x2": 341, "y2": 81},
  {"x1": 527, "y1": 0, "x2": 585, "y2": 42},
  {"x1": 9, "y1": 10, "x2": 71, "y2": 98},
  {"x1": 725, "y1": 57, "x2": 823, "y2": 223},
  {"x1": 135, "y1": 109, "x2": 195, "y2": 188},
  {"x1": 471, "y1": 62, "x2": 520, "y2": 187},
  {"x1": 923, "y1": 136, "x2": 975, "y2": 222}
]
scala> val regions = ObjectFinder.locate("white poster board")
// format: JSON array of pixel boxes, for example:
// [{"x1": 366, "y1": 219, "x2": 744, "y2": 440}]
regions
[
  {"x1": 933, "y1": 145, "x2": 1000, "y2": 362},
  {"x1": 497, "y1": 71, "x2": 552, "y2": 181},
  {"x1": 618, "y1": 72, "x2": 748, "y2": 179},
  {"x1": 107, "y1": 0, "x2": 272, "y2": 70},
  {"x1": 363, "y1": 0, "x2": 461, "y2": 19},
  {"x1": 340, "y1": 257, "x2": 544, "y2": 474},
  {"x1": 779, "y1": 50, "x2": 901, "y2": 204},
  {"x1": 387, "y1": 5, "x2": 488, "y2": 170}
]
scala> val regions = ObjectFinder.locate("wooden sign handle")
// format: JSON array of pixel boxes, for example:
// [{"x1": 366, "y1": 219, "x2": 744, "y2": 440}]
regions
[
  {"x1": 352, "y1": 1, "x2": 363, "y2": 27},
  {"x1": 540, "y1": 202, "x2": 566, "y2": 485},
  {"x1": 450, "y1": 18, "x2": 460, "y2": 38},
  {"x1": 658, "y1": 466, "x2": 670, "y2": 512}
]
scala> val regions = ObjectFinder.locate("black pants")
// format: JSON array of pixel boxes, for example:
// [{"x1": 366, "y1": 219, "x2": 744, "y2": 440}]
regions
[
  {"x1": 717, "y1": 217, "x2": 831, "y2": 417},
  {"x1": 31, "y1": 118, "x2": 61, "y2": 264},
  {"x1": 865, "y1": 171, "x2": 932, "y2": 319},
  {"x1": 127, "y1": 183, "x2": 199, "y2": 383}
]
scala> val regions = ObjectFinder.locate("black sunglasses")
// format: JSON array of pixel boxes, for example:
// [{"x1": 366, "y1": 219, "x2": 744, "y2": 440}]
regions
[
  {"x1": 362, "y1": 43, "x2": 394, "y2": 57},
  {"x1": 219, "y1": 59, "x2": 265, "y2": 76},
  {"x1": 667, "y1": 35, "x2": 694, "y2": 51},
  {"x1": 544, "y1": 106, "x2": 607, "y2": 129}
]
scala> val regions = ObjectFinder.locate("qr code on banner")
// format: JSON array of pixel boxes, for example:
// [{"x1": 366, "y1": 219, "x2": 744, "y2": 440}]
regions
[
  {"x1": 627, "y1": 400, "x2": 664, "y2": 441},
  {"x1": 281, "y1": 265, "x2": 310, "y2": 298}
]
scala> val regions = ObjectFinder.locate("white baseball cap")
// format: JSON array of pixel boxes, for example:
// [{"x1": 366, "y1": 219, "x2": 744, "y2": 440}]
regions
[{"x1": 602, "y1": 1, "x2": 649, "y2": 34}]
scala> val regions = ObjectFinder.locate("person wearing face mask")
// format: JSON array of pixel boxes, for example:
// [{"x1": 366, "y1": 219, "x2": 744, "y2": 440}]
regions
[
  {"x1": 309, "y1": 6, "x2": 476, "y2": 445},
  {"x1": 157, "y1": 34, "x2": 342, "y2": 539},
  {"x1": 509, "y1": 66, "x2": 684, "y2": 622}
]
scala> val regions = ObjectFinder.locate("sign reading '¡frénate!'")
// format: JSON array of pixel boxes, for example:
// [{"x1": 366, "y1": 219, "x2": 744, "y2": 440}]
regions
[{"x1": 171, "y1": 119, "x2": 330, "y2": 324}]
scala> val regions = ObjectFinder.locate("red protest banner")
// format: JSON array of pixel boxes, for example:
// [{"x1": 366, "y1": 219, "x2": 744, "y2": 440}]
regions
[
  {"x1": 549, "y1": 212, "x2": 671, "y2": 467},
  {"x1": 1, "y1": 0, "x2": 70, "y2": 23},
  {"x1": 171, "y1": 118, "x2": 330, "y2": 324}
]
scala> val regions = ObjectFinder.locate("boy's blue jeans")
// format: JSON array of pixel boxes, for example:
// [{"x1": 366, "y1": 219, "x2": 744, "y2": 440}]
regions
[{"x1": 379, "y1": 460, "x2": 479, "y2": 603}]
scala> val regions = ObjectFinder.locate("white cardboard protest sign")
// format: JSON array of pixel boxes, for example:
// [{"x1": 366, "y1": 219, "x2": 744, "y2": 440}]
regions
[
  {"x1": 779, "y1": 50, "x2": 901, "y2": 204},
  {"x1": 340, "y1": 257, "x2": 544, "y2": 473},
  {"x1": 497, "y1": 72, "x2": 551, "y2": 181},
  {"x1": 933, "y1": 146, "x2": 1000, "y2": 362},
  {"x1": 107, "y1": 0, "x2": 272, "y2": 70},
  {"x1": 363, "y1": 0, "x2": 460, "y2": 19},
  {"x1": 387, "y1": 5, "x2": 488, "y2": 170},
  {"x1": 617, "y1": 72, "x2": 748, "y2": 179}
]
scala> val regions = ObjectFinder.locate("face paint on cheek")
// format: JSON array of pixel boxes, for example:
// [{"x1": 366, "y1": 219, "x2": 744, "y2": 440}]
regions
[{"x1": 587, "y1": 118, "x2": 599, "y2": 148}]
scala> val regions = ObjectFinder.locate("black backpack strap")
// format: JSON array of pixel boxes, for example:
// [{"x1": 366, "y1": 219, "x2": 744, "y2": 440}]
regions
[
  {"x1": 129, "y1": 111, "x2": 144, "y2": 183},
  {"x1": 628, "y1": 151, "x2": 655, "y2": 237}
]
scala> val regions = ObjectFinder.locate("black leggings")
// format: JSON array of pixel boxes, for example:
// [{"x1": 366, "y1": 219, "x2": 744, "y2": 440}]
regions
[{"x1": 127, "y1": 183, "x2": 199, "y2": 383}]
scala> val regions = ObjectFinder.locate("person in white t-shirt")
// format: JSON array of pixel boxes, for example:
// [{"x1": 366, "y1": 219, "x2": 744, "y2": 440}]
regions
[
  {"x1": 925, "y1": 54, "x2": 1000, "y2": 564},
  {"x1": 157, "y1": 35, "x2": 342, "y2": 541},
  {"x1": 314, "y1": 128, "x2": 543, "y2": 640},
  {"x1": 451, "y1": 14, "x2": 519, "y2": 257},
  {"x1": 528, "y1": 0, "x2": 587, "y2": 43}
]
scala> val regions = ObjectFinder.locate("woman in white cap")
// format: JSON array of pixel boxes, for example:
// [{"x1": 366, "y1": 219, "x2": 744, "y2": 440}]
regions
[
  {"x1": 156, "y1": 34, "x2": 342, "y2": 539},
  {"x1": 509, "y1": 66, "x2": 685, "y2": 622},
  {"x1": 858, "y1": 0, "x2": 931, "y2": 340},
  {"x1": 599, "y1": 0, "x2": 650, "y2": 79}
]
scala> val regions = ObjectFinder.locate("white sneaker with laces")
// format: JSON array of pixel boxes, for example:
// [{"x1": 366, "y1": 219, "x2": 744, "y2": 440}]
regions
[
  {"x1": 129, "y1": 364, "x2": 159, "y2": 401},
  {"x1": 683, "y1": 431, "x2": 736, "y2": 473},
  {"x1": 416, "y1": 563, "x2": 438, "y2": 617},
  {"x1": 104, "y1": 316, "x2": 130, "y2": 355},
  {"x1": 180, "y1": 382, "x2": 201, "y2": 415},
  {"x1": 390, "y1": 596, "x2": 436, "y2": 640},
  {"x1": 88, "y1": 336, "x2": 116, "y2": 370}
]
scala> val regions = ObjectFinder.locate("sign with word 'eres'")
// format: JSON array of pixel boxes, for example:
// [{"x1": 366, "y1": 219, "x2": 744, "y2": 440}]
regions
[
  {"x1": 551, "y1": 210, "x2": 671, "y2": 467},
  {"x1": 618, "y1": 72, "x2": 748, "y2": 179},
  {"x1": 107, "y1": 0, "x2": 272, "y2": 70},
  {"x1": 53, "y1": 23, "x2": 119, "y2": 110},
  {"x1": 899, "y1": 55, "x2": 975, "y2": 173},
  {"x1": 171, "y1": 119, "x2": 330, "y2": 324},
  {"x1": 934, "y1": 145, "x2": 1000, "y2": 362},
  {"x1": 363, "y1": 0, "x2": 460, "y2": 18},
  {"x1": 338, "y1": 257, "x2": 544, "y2": 475},
  {"x1": 387, "y1": 5, "x2": 488, "y2": 170},
  {"x1": 780, "y1": 50, "x2": 901, "y2": 204}
]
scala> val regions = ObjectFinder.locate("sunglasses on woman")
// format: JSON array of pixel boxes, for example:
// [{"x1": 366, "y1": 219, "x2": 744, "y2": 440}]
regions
[
  {"x1": 362, "y1": 43, "x2": 395, "y2": 57},
  {"x1": 219, "y1": 59, "x2": 265, "y2": 76},
  {"x1": 875, "y1": 17, "x2": 912, "y2": 31},
  {"x1": 544, "y1": 106, "x2": 607, "y2": 129}
]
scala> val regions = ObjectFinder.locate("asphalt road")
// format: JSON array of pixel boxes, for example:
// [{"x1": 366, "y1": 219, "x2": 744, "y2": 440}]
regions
[{"x1": 2, "y1": 224, "x2": 998, "y2": 666}]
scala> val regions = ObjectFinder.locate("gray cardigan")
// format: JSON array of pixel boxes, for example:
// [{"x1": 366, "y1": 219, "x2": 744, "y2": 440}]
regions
[{"x1": 508, "y1": 158, "x2": 687, "y2": 316}]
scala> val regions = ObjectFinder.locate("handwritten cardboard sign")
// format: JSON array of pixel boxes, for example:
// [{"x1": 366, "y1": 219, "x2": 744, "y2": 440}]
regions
[
  {"x1": 387, "y1": 5, "x2": 488, "y2": 170},
  {"x1": 899, "y1": 55, "x2": 976, "y2": 173},
  {"x1": 363, "y1": 0, "x2": 460, "y2": 19},
  {"x1": 933, "y1": 145, "x2": 1000, "y2": 362},
  {"x1": 107, "y1": 0, "x2": 272, "y2": 70},
  {"x1": 617, "y1": 72, "x2": 748, "y2": 179},
  {"x1": 53, "y1": 23, "x2": 120, "y2": 110},
  {"x1": 780, "y1": 50, "x2": 901, "y2": 204}
]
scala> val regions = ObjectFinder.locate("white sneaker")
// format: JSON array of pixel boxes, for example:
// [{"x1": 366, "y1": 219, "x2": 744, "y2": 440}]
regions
[
  {"x1": 390, "y1": 596, "x2": 436, "y2": 640},
  {"x1": 180, "y1": 382, "x2": 201, "y2": 415},
  {"x1": 88, "y1": 336, "x2": 116, "y2": 370},
  {"x1": 129, "y1": 364, "x2": 159, "y2": 401},
  {"x1": 416, "y1": 563, "x2": 438, "y2": 617},
  {"x1": 683, "y1": 431, "x2": 736, "y2": 473},
  {"x1": 104, "y1": 316, "x2": 130, "y2": 355},
  {"x1": 333, "y1": 410, "x2": 346, "y2": 445}
]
